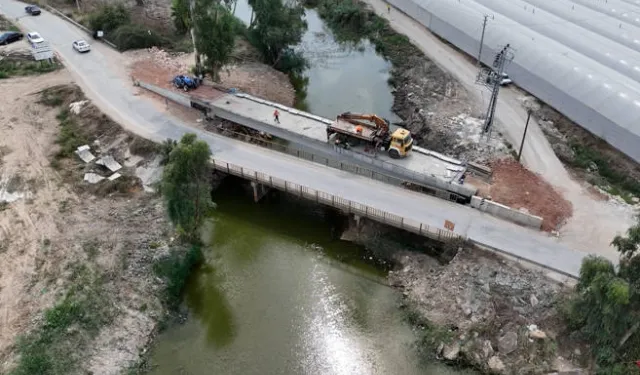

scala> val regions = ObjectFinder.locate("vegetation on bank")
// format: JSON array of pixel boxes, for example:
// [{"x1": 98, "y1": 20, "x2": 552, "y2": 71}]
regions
[
  {"x1": 561, "y1": 217, "x2": 640, "y2": 374},
  {"x1": 154, "y1": 133, "x2": 215, "y2": 316},
  {"x1": 304, "y1": 0, "x2": 420, "y2": 72},
  {"x1": 0, "y1": 59, "x2": 61, "y2": 79},
  {"x1": 171, "y1": 0, "x2": 308, "y2": 103},
  {"x1": 10, "y1": 267, "x2": 113, "y2": 375}
]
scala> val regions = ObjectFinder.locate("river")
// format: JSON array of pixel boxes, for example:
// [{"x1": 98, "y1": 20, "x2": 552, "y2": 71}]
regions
[
  {"x1": 145, "y1": 179, "x2": 474, "y2": 374},
  {"x1": 232, "y1": 0, "x2": 399, "y2": 121}
]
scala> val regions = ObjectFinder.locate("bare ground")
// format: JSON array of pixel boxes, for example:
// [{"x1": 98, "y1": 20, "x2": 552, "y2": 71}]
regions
[
  {"x1": 468, "y1": 159, "x2": 574, "y2": 232},
  {"x1": 126, "y1": 43, "x2": 296, "y2": 106},
  {"x1": 0, "y1": 73, "x2": 173, "y2": 374}
]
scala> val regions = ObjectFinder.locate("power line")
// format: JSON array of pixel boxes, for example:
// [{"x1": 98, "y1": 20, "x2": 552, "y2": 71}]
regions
[{"x1": 475, "y1": 44, "x2": 515, "y2": 137}]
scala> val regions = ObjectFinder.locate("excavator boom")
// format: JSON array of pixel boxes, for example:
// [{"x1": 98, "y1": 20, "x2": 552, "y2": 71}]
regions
[{"x1": 336, "y1": 112, "x2": 390, "y2": 134}]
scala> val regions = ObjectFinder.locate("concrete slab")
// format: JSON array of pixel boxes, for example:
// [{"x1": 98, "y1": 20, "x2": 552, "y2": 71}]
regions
[
  {"x1": 84, "y1": 173, "x2": 104, "y2": 184},
  {"x1": 210, "y1": 94, "x2": 466, "y2": 182},
  {"x1": 75, "y1": 146, "x2": 95, "y2": 163},
  {"x1": 96, "y1": 155, "x2": 122, "y2": 172},
  {"x1": 108, "y1": 172, "x2": 121, "y2": 181}
]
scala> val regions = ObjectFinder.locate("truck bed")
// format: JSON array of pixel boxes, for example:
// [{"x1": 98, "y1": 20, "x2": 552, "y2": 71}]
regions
[{"x1": 329, "y1": 119, "x2": 377, "y2": 141}]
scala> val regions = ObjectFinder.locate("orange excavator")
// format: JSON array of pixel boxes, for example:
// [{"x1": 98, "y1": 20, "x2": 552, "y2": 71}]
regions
[{"x1": 326, "y1": 112, "x2": 413, "y2": 158}]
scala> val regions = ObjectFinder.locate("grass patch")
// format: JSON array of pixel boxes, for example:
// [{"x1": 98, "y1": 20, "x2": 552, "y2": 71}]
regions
[
  {"x1": 153, "y1": 244, "x2": 203, "y2": 311},
  {"x1": 0, "y1": 60, "x2": 62, "y2": 79},
  {"x1": 570, "y1": 142, "x2": 640, "y2": 201},
  {"x1": 54, "y1": 109, "x2": 87, "y2": 159},
  {"x1": 10, "y1": 266, "x2": 113, "y2": 375}
]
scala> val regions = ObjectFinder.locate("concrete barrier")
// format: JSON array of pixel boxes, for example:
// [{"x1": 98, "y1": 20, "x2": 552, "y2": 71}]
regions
[
  {"x1": 470, "y1": 196, "x2": 543, "y2": 230},
  {"x1": 42, "y1": 4, "x2": 119, "y2": 50}
]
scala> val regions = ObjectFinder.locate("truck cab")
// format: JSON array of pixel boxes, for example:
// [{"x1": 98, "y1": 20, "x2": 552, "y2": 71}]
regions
[{"x1": 388, "y1": 128, "x2": 413, "y2": 159}]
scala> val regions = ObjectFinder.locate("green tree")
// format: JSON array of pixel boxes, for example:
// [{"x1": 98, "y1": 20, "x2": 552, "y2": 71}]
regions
[
  {"x1": 162, "y1": 133, "x2": 214, "y2": 238},
  {"x1": 248, "y1": 0, "x2": 307, "y2": 72},
  {"x1": 193, "y1": 0, "x2": 237, "y2": 81},
  {"x1": 565, "y1": 216, "x2": 640, "y2": 374},
  {"x1": 171, "y1": 0, "x2": 191, "y2": 34},
  {"x1": 88, "y1": 3, "x2": 130, "y2": 34}
]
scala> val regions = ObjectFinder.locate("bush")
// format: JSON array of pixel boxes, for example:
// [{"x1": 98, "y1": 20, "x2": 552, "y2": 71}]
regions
[
  {"x1": 111, "y1": 24, "x2": 165, "y2": 51},
  {"x1": 88, "y1": 3, "x2": 130, "y2": 34},
  {"x1": 153, "y1": 245, "x2": 203, "y2": 310}
]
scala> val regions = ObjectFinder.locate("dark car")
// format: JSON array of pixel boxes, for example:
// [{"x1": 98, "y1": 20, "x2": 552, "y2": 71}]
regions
[
  {"x1": 172, "y1": 75, "x2": 201, "y2": 91},
  {"x1": 25, "y1": 5, "x2": 41, "y2": 15},
  {"x1": 0, "y1": 32, "x2": 23, "y2": 45}
]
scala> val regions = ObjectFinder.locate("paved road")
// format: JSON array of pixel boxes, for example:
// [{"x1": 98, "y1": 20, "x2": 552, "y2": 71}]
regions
[
  {"x1": 0, "y1": 0, "x2": 589, "y2": 277},
  {"x1": 364, "y1": 0, "x2": 633, "y2": 259}
]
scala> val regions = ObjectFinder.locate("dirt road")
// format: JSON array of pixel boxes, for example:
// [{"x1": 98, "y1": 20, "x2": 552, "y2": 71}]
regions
[{"x1": 364, "y1": 0, "x2": 634, "y2": 259}]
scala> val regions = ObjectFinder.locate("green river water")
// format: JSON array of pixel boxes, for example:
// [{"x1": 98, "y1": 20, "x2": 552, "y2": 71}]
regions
[{"x1": 146, "y1": 179, "x2": 474, "y2": 374}]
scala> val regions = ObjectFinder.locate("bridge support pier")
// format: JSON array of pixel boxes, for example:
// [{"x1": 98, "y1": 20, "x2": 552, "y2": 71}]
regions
[
  {"x1": 353, "y1": 214, "x2": 362, "y2": 229},
  {"x1": 251, "y1": 181, "x2": 270, "y2": 203}
]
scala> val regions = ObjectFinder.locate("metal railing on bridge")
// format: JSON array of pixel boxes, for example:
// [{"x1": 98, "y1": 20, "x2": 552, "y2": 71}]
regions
[
  {"x1": 212, "y1": 158, "x2": 461, "y2": 243},
  {"x1": 134, "y1": 80, "x2": 476, "y2": 201}
]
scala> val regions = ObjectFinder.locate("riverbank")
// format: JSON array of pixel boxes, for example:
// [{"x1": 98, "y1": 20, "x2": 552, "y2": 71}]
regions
[
  {"x1": 0, "y1": 74, "x2": 180, "y2": 373},
  {"x1": 341, "y1": 219, "x2": 587, "y2": 374},
  {"x1": 304, "y1": 0, "x2": 508, "y2": 163}
]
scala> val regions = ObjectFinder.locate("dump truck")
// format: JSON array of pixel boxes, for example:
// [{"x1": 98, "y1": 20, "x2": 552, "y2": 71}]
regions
[{"x1": 326, "y1": 112, "x2": 413, "y2": 158}]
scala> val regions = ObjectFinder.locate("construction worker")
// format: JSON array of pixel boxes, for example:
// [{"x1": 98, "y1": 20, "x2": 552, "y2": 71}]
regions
[
  {"x1": 355, "y1": 125, "x2": 364, "y2": 133},
  {"x1": 387, "y1": 3, "x2": 391, "y2": 13},
  {"x1": 273, "y1": 109, "x2": 280, "y2": 123}
]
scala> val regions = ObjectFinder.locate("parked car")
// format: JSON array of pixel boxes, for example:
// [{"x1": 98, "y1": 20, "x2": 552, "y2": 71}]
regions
[
  {"x1": 26, "y1": 32, "x2": 44, "y2": 44},
  {"x1": 72, "y1": 39, "x2": 91, "y2": 53},
  {"x1": 0, "y1": 31, "x2": 23, "y2": 45},
  {"x1": 172, "y1": 75, "x2": 201, "y2": 91},
  {"x1": 25, "y1": 5, "x2": 41, "y2": 15},
  {"x1": 499, "y1": 72, "x2": 513, "y2": 86}
]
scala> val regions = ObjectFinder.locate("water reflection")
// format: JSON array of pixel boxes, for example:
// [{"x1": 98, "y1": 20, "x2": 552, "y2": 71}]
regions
[
  {"x1": 146, "y1": 181, "x2": 475, "y2": 375},
  {"x1": 231, "y1": 0, "x2": 398, "y2": 121}
]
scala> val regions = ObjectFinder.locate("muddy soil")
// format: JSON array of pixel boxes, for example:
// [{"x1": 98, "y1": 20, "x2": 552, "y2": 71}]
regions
[{"x1": 0, "y1": 75, "x2": 172, "y2": 374}]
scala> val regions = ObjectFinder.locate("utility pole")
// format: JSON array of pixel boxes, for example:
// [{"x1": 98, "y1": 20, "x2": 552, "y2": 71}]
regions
[
  {"x1": 475, "y1": 44, "x2": 514, "y2": 137},
  {"x1": 477, "y1": 15, "x2": 489, "y2": 67},
  {"x1": 517, "y1": 109, "x2": 532, "y2": 163}
]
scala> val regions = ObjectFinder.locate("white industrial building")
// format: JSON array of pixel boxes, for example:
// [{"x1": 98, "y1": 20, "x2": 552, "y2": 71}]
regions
[{"x1": 388, "y1": 0, "x2": 640, "y2": 163}]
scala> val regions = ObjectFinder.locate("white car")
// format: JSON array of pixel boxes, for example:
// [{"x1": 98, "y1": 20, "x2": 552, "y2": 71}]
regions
[
  {"x1": 26, "y1": 31, "x2": 44, "y2": 44},
  {"x1": 499, "y1": 72, "x2": 513, "y2": 86},
  {"x1": 72, "y1": 40, "x2": 91, "y2": 53}
]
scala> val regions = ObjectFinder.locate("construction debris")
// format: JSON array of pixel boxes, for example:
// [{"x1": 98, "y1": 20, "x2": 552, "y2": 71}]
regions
[
  {"x1": 69, "y1": 100, "x2": 89, "y2": 115},
  {"x1": 75, "y1": 145, "x2": 95, "y2": 163},
  {"x1": 83, "y1": 173, "x2": 105, "y2": 184},
  {"x1": 108, "y1": 172, "x2": 122, "y2": 181},
  {"x1": 96, "y1": 155, "x2": 123, "y2": 172}
]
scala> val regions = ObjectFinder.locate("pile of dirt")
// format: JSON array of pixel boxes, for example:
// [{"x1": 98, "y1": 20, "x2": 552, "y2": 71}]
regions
[
  {"x1": 389, "y1": 246, "x2": 586, "y2": 374},
  {"x1": 128, "y1": 45, "x2": 295, "y2": 106},
  {"x1": 470, "y1": 159, "x2": 574, "y2": 232}
]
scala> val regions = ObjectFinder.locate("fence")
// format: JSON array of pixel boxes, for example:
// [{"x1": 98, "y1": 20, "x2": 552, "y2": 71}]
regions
[{"x1": 212, "y1": 158, "x2": 461, "y2": 242}]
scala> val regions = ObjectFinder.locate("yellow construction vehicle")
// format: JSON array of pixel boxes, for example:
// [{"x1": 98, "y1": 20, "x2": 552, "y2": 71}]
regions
[{"x1": 326, "y1": 112, "x2": 413, "y2": 158}]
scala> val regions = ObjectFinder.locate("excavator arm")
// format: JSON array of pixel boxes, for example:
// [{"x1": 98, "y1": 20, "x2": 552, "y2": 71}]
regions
[{"x1": 336, "y1": 112, "x2": 390, "y2": 134}]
